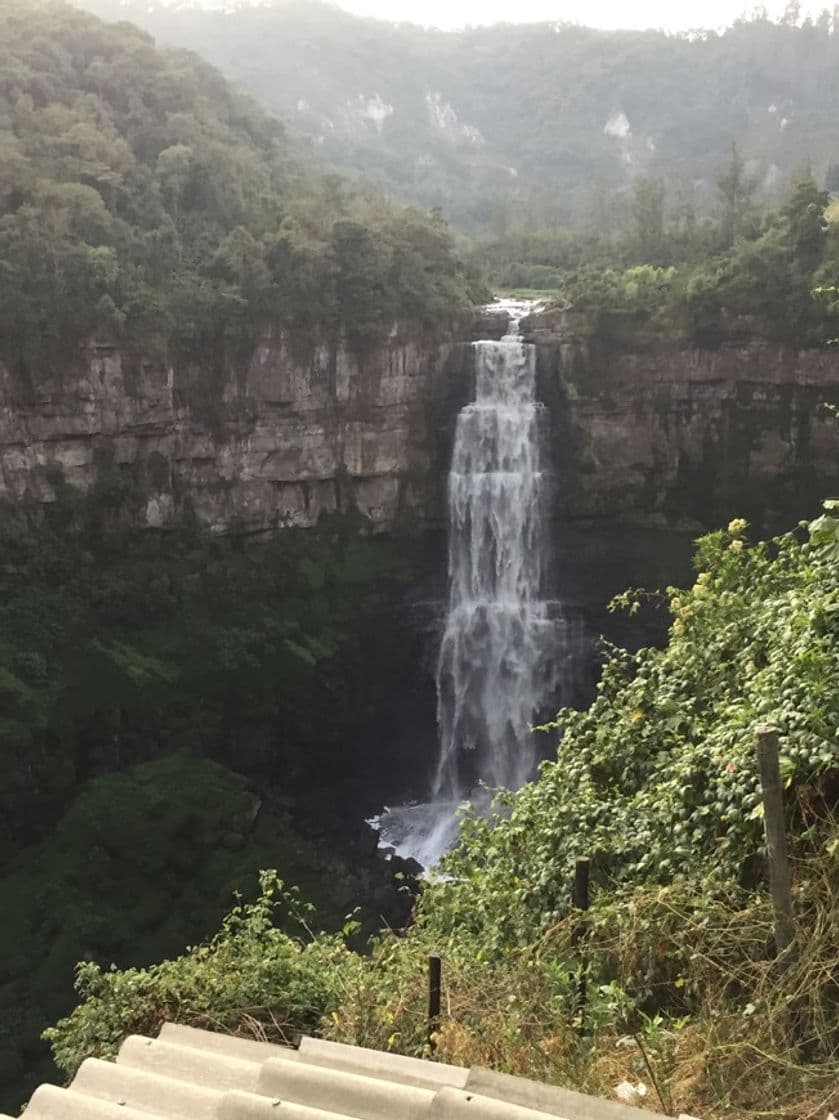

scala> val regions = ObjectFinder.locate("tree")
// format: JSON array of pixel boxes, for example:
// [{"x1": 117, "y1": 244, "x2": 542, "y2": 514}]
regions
[
  {"x1": 781, "y1": 172, "x2": 830, "y2": 271},
  {"x1": 0, "y1": 0, "x2": 480, "y2": 374},
  {"x1": 631, "y1": 177, "x2": 667, "y2": 265},
  {"x1": 716, "y1": 143, "x2": 757, "y2": 247},
  {"x1": 330, "y1": 218, "x2": 388, "y2": 324},
  {"x1": 155, "y1": 144, "x2": 193, "y2": 217}
]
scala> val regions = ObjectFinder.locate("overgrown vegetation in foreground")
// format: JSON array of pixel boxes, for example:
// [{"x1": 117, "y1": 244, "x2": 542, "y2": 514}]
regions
[{"x1": 46, "y1": 508, "x2": 839, "y2": 1119}]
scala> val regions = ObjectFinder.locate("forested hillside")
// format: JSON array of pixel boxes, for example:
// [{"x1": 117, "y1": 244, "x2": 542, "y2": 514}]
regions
[
  {"x1": 78, "y1": 0, "x2": 839, "y2": 232},
  {"x1": 480, "y1": 166, "x2": 839, "y2": 348},
  {"x1": 0, "y1": 0, "x2": 481, "y2": 380}
]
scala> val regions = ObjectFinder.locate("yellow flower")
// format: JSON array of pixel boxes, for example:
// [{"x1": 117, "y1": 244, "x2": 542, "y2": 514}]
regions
[
  {"x1": 630, "y1": 709, "x2": 645, "y2": 722},
  {"x1": 673, "y1": 619, "x2": 685, "y2": 634},
  {"x1": 696, "y1": 572, "x2": 711, "y2": 585},
  {"x1": 728, "y1": 517, "x2": 748, "y2": 536},
  {"x1": 730, "y1": 538, "x2": 745, "y2": 552},
  {"x1": 671, "y1": 596, "x2": 682, "y2": 610}
]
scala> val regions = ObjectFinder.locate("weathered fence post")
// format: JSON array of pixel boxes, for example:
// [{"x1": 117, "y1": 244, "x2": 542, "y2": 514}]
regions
[
  {"x1": 571, "y1": 856, "x2": 591, "y2": 1030},
  {"x1": 427, "y1": 954, "x2": 442, "y2": 1049},
  {"x1": 756, "y1": 726, "x2": 796, "y2": 968}
]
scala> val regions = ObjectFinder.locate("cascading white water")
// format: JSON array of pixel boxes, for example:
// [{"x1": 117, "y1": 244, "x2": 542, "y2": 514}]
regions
[
  {"x1": 433, "y1": 308, "x2": 551, "y2": 800},
  {"x1": 372, "y1": 299, "x2": 571, "y2": 869}
]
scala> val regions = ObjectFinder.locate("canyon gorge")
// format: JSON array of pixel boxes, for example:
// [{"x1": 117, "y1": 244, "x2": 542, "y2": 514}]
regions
[
  {"x1": 2, "y1": 308, "x2": 837, "y2": 537},
  {"x1": 4, "y1": 303, "x2": 837, "y2": 865},
  {"x1": 4, "y1": 4, "x2": 838, "y2": 1114}
]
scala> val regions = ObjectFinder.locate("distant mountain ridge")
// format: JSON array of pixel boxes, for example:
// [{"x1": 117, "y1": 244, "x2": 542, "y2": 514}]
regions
[{"x1": 77, "y1": 0, "x2": 839, "y2": 231}]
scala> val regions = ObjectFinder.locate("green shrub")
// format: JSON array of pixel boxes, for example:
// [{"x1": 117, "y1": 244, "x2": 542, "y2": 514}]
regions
[
  {"x1": 44, "y1": 872, "x2": 352, "y2": 1077},
  {"x1": 426, "y1": 511, "x2": 839, "y2": 949}
]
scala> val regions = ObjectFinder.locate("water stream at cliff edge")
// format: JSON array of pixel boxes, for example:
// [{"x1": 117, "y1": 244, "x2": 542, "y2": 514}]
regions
[{"x1": 372, "y1": 299, "x2": 572, "y2": 869}]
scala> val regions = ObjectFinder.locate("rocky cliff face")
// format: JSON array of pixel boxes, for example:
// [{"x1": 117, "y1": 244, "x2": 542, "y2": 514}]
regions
[
  {"x1": 0, "y1": 323, "x2": 470, "y2": 533},
  {"x1": 2, "y1": 311, "x2": 837, "y2": 534},
  {"x1": 525, "y1": 310, "x2": 839, "y2": 528}
]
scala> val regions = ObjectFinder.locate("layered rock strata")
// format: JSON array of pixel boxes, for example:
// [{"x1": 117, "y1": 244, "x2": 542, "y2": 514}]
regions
[
  {"x1": 1, "y1": 311, "x2": 837, "y2": 532},
  {"x1": 527, "y1": 310, "x2": 839, "y2": 526},
  {"x1": 0, "y1": 323, "x2": 470, "y2": 533}
]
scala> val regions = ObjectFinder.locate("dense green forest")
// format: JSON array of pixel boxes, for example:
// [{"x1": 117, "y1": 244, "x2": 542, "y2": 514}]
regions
[
  {"x1": 479, "y1": 160, "x2": 839, "y2": 347},
  {"x1": 46, "y1": 507, "x2": 839, "y2": 1119},
  {"x1": 0, "y1": 0, "x2": 482, "y2": 380},
  {"x1": 0, "y1": 477, "x2": 424, "y2": 1111},
  {"x1": 0, "y1": 487, "x2": 411, "y2": 860},
  {"x1": 77, "y1": 0, "x2": 839, "y2": 232}
]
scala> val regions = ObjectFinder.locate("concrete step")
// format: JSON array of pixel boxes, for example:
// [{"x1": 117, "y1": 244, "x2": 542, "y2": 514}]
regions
[
  {"x1": 21, "y1": 1084, "x2": 157, "y2": 1120},
  {"x1": 467, "y1": 1069, "x2": 656, "y2": 1120},
  {"x1": 72, "y1": 1057, "x2": 220, "y2": 1120},
  {"x1": 257, "y1": 1055, "x2": 434, "y2": 1120},
  {"x1": 159, "y1": 1025, "x2": 297, "y2": 1065},
  {"x1": 116, "y1": 1037, "x2": 261, "y2": 1093},
  {"x1": 297, "y1": 1037, "x2": 469, "y2": 1091},
  {"x1": 218, "y1": 1090, "x2": 364, "y2": 1120}
]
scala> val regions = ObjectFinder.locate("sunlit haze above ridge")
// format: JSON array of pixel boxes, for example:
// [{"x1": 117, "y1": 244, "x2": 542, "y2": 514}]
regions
[
  {"x1": 266, "y1": 1, "x2": 823, "y2": 32},
  {"x1": 150, "y1": 1, "x2": 829, "y2": 30}
]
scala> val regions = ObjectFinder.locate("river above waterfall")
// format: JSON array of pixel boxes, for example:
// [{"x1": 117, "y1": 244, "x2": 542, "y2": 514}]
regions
[{"x1": 374, "y1": 299, "x2": 579, "y2": 869}]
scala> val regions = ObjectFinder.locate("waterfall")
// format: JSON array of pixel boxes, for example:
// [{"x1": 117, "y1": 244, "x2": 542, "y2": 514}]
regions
[
  {"x1": 433, "y1": 307, "x2": 551, "y2": 800},
  {"x1": 372, "y1": 299, "x2": 573, "y2": 869}
]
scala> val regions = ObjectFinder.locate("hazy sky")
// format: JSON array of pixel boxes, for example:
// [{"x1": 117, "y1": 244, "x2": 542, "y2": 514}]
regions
[{"x1": 328, "y1": 0, "x2": 822, "y2": 31}]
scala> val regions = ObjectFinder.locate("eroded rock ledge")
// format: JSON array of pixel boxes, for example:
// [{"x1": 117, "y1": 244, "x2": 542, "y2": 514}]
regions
[
  {"x1": 526, "y1": 309, "x2": 839, "y2": 527},
  {"x1": 1, "y1": 309, "x2": 838, "y2": 533},
  {"x1": 0, "y1": 321, "x2": 471, "y2": 533}
]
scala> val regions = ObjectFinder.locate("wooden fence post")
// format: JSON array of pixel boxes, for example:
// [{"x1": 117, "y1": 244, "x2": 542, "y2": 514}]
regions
[
  {"x1": 571, "y1": 856, "x2": 591, "y2": 1030},
  {"x1": 427, "y1": 954, "x2": 442, "y2": 1049},
  {"x1": 756, "y1": 726, "x2": 796, "y2": 968}
]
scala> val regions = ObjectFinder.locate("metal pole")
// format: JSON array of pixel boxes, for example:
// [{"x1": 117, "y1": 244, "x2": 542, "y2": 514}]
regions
[
  {"x1": 571, "y1": 856, "x2": 591, "y2": 1029},
  {"x1": 427, "y1": 954, "x2": 442, "y2": 1049},
  {"x1": 756, "y1": 726, "x2": 796, "y2": 967},
  {"x1": 572, "y1": 856, "x2": 590, "y2": 913}
]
